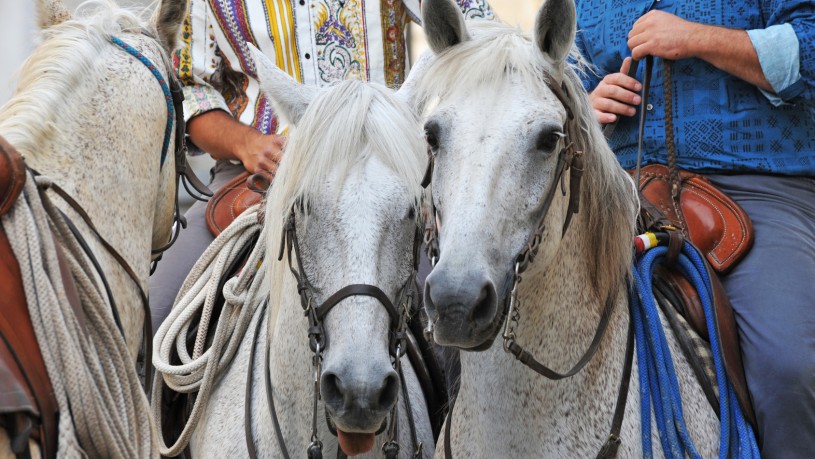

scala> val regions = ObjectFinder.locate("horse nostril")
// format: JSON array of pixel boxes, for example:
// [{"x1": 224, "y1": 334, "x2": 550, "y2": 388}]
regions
[
  {"x1": 321, "y1": 372, "x2": 345, "y2": 407},
  {"x1": 376, "y1": 372, "x2": 400, "y2": 410},
  {"x1": 469, "y1": 281, "x2": 497, "y2": 326}
]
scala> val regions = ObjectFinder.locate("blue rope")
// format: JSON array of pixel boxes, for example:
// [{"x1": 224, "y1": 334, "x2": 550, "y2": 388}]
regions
[
  {"x1": 110, "y1": 36, "x2": 173, "y2": 168},
  {"x1": 632, "y1": 241, "x2": 760, "y2": 458}
]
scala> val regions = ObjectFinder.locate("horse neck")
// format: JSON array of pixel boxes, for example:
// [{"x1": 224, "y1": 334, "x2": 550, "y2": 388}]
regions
[
  {"x1": 454, "y1": 208, "x2": 633, "y2": 454},
  {"x1": 0, "y1": 31, "x2": 176, "y2": 355}
]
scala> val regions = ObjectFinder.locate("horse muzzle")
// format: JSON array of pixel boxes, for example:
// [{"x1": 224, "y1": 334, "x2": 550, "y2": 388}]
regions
[{"x1": 423, "y1": 267, "x2": 503, "y2": 350}]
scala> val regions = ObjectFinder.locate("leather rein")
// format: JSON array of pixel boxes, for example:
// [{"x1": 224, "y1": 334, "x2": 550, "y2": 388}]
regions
[
  {"x1": 250, "y1": 207, "x2": 424, "y2": 459},
  {"x1": 421, "y1": 73, "x2": 635, "y2": 458}
]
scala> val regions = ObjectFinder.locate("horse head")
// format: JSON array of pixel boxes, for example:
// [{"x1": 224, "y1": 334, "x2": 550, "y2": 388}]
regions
[
  {"x1": 251, "y1": 47, "x2": 425, "y2": 454},
  {"x1": 414, "y1": 0, "x2": 635, "y2": 350}
]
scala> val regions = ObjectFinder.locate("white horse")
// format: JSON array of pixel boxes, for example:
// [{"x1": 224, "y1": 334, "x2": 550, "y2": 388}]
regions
[
  {"x1": 413, "y1": 0, "x2": 720, "y2": 457},
  {"x1": 185, "y1": 48, "x2": 433, "y2": 458},
  {"x1": 0, "y1": 0, "x2": 187, "y2": 456}
]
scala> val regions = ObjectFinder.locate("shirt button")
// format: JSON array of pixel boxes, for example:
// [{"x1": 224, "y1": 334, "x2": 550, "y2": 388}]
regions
[
  {"x1": 305, "y1": 53, "x2": 311, "y2": 59},
  {"x1": 646, "y1": 103, "x2": 654, "y2": 111}
]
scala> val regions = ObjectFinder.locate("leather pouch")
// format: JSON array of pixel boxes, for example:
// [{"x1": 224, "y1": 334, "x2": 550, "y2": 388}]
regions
[{"x1": 634, "y1": 164, "x2": 754, "y2": 273}]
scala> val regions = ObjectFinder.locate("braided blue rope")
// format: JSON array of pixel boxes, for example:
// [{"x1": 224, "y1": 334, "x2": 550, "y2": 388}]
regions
[
  {"x1": 632, "y1": 242, "x2": 760, "y2": 458},
  {"x1": 110, "y1": 36, "x2": 173, "y2": 168}
]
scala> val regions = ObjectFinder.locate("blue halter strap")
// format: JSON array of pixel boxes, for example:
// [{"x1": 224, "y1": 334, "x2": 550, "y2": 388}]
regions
[{"x1": 110, "y1": 35, "x2": 174, "y2": 168}]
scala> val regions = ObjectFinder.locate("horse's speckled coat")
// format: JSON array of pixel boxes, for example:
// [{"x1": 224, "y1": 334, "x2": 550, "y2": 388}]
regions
[
  {"x1": 189, "y1": 50, "x2": 434, "y2": 458},
  {"x1": 415, "y1": 0, "x2": 720, "y2": 457},
  {"x1": 0, "y1": 0, "x2": 185, "y2": 455}
]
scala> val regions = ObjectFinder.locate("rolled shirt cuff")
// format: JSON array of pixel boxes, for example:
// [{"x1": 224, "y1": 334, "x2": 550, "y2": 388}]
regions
[{"x1": 747, "y1": 24, "x2": 802, "y2": 106}]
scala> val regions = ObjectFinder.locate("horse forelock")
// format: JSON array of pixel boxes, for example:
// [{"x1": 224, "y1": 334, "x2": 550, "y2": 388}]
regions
[
  {"x1": 415, "y1": 20, "x2": 638, "y2": 300},
  {"x1": 0, "y1": 1, "x2": 155, "y2": 157}
]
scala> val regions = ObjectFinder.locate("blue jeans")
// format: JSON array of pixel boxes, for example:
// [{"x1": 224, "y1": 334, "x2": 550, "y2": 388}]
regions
[{"x1": 708, "y1": 173, "x2": 815, "y2": 459}]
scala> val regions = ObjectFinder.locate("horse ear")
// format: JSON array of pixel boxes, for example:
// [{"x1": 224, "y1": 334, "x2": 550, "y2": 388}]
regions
[
  {"x1": 151, "y1": 0, "x2": 189, "y2": 53},
  {"x1": 395, "y1": 51, "x2": 434, "y2": 110},
  {"x1": 533, "y1": 0, "x2": 576, "y2": 64},
  {"x1": 248, "y1": 43, "x2": 317, "y2": 126},
  {"x1": 36, "y1": 0, "x2": 71, "y2": 29},
  {"x1": 421, "y1": 0, "x2": 471, "y2": 55}
]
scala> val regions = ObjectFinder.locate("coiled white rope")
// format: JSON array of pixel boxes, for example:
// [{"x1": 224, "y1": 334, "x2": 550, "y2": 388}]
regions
[
  {"x1": 151, "y1": 206, "x2": 267, "y2": 457},
  {"x1": 0, "y1": 173, "x2": 158, "y2": 458}
]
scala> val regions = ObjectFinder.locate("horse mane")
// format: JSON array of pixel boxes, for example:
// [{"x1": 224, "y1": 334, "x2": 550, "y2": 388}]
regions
[
  {"x1": 413, "y1": 20, "x2": 638, "y2": 300},
  {"x1": 264, "y1": 79, "x2": 425, "y2": 328},
  {"x1": 0, "y1": 1, "x2": 150, "y2": 158}
]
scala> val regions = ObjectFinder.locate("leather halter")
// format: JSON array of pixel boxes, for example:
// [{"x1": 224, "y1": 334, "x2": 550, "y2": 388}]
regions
[
  {"x1": 421, "y1": 73, "x2": 636, "y2": 458},
  {"x1": 262, "y1": 207, "x2": 423, "y2": 458}
]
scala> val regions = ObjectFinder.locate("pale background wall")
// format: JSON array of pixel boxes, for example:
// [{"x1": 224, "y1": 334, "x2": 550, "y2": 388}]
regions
[{"x1": 410, "y1": 0, "x2": 542, "y2": 63}]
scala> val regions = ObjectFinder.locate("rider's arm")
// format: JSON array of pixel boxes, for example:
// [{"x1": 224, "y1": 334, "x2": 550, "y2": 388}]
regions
[
  {"x1": 175, "y1": 0, "x2": 284, "y2": 174},
  {"x1": 626, "y1": 10, "x2": 772, "y2": 92}
]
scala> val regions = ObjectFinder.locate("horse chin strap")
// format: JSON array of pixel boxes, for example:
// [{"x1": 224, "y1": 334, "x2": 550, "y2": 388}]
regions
[{"x1": 263, "y1": 208, "x2": 423, "y2": 459}]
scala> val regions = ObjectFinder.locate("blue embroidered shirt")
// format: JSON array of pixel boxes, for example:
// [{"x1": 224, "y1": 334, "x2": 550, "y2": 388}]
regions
[{"x1": 575, "y1": 0, "x2": 815, "y2": 175}]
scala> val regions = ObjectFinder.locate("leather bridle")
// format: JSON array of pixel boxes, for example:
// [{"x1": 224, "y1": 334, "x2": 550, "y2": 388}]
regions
[
  {"x1": 421, "y1": 72, "x2": 634, "y2": 458},
  {"x1": 256, "y1": 207, "x2": 424, "y2": 459}
]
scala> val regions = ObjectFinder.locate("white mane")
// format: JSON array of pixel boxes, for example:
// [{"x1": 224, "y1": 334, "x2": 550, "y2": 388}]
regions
[
  {"x1": 414, "y1": 20, "x2": 637, "y2": 299},
  {"x1": 0, "y1": 1, "x2": 150, "y2": 157},
  {"x1": 264, "y1": 78, "x2": 425, "y2": 328}
]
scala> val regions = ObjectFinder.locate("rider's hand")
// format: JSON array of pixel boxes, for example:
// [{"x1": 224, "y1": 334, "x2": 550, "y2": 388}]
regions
[
  {"x1": 628, "y1": 10, "x2": 700, "y2": 61},
  {"x1": 588, "y1": 57, "x2": 642, "y2": 124},
  {"x1": 236, "y1": 131, "x2": 286, "y2": 174}
]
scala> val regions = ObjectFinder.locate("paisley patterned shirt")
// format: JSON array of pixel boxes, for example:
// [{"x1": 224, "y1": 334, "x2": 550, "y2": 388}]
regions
[
  {"x1": 575, "y1": 0, "x2": 815, "y2": 175},
  {"x1": 175, "y1": 0, "x2": 493, "y2": 136}
]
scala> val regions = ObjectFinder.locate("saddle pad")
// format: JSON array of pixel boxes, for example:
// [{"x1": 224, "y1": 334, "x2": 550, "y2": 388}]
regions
[
  {"x1": 0, "y1": 136, "x2": 27, "y2": 216},
  {"x1": 205, "y1": 171, "x2": 272, "y2": 237},
  {"x1": 636, "y1": 164, "x2": 754, "y2": 273}
]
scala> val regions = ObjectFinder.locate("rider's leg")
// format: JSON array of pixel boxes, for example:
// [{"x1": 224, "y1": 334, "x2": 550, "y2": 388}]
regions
[
  {"x1": 708, "y1": 173, "x2": 815, "y2": 459},
  {"x1": 149, "y1": 160, "x2": 245, "y2": 334}
]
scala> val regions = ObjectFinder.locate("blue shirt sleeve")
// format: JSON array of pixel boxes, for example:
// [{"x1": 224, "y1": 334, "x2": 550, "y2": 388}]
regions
[
  {"x1": 747, "y1": 24, "x2": 801, "y2": 106},
  {"x1": 759, "y1": 0, "x2": 815, "y2": 106}
]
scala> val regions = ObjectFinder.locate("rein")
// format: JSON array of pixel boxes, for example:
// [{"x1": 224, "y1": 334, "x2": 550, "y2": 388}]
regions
[{"x1": 265, "y1": 208, "x2": 423, "y2": 459}]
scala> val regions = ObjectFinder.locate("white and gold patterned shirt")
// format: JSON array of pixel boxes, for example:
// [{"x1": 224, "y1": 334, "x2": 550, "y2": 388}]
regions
[{"x1": 175, "y1": 0, "x2": 493, "y2": 136}]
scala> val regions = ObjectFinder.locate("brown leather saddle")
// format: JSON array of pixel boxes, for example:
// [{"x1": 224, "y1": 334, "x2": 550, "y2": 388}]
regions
[
  {"x1": 205, "y1": 171, "x2": 273, "y2": 237},
  {"x1": 0, "y1": 137, "x2": 58, "y2": 459},
  {"x1": 623, "y1": 57, "x2": 757, "y2": 429}
]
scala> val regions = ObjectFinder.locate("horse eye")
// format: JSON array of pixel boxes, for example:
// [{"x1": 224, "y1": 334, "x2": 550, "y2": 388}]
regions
[
  {"x1": 424, "y1": 121, "x2": 440, "y2": 151},
  {"x1": 405, "y1": 207, "x2": 416, "y2": 220},
  {"x1": 536, "y1": 129, "x2": 563, "y2": 152}
]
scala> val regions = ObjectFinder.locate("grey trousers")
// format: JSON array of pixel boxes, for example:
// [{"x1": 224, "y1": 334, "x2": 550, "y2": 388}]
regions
[
  {"x1": 149, "y1": 160, "x2": 246, "y2": 333},
  {"x1": 707, "y1": 173, "x2": 815, "y2": 459}
]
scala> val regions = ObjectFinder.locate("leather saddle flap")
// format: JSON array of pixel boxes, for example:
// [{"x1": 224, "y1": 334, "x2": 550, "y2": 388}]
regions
[
  {"x1": 205, "y1": 171, "x2": 272, "y2": 237},
  {"x1": 637, "y1": 165, "x2": 754, "y2": 273},
  {"x1": 0, "y1": 226, "x2": 58, "y2": 458},
  {"x1": 0, "y1": 136, "x2": 27, "y2": 216}
]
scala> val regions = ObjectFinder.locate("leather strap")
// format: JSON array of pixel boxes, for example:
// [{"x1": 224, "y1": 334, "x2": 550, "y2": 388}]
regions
[
  {"x1": 33, "y1": 174, "x2": 154, "y2": 393},
  {"x1": 505, "y1": 293, "x2": 617, "y2": 380}
]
